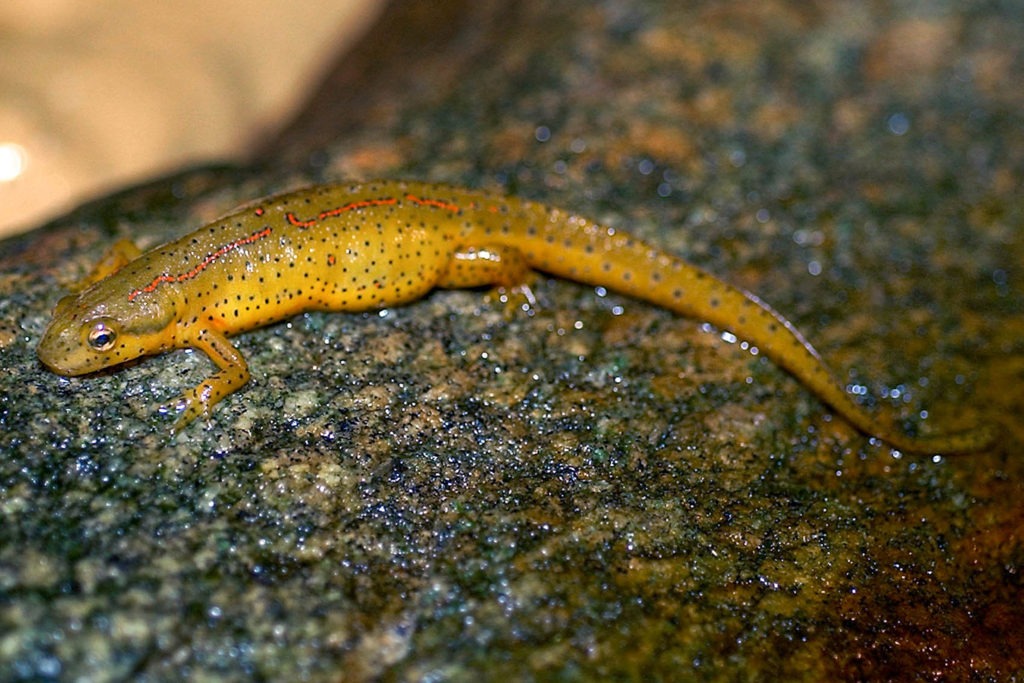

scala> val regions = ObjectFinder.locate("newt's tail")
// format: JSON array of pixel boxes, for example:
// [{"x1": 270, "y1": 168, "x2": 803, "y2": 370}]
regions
[{"x1": 507, "y1": 199, "x2": 996, "y2": 454}]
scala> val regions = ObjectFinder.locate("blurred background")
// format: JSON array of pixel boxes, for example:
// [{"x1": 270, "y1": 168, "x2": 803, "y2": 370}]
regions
[{"x1": 0, "y1": 0, "x2": 385, "y2": 238}]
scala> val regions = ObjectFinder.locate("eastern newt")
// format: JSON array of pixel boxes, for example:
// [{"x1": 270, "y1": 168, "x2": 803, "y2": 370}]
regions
[{"x1": 37, "y1": 180, "x2": 995, "y2": 453}]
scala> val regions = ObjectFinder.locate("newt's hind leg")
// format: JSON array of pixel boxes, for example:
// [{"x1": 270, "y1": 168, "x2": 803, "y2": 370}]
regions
[{"x1": 438, "y1": 244, "x2": 537, "y2": 308}]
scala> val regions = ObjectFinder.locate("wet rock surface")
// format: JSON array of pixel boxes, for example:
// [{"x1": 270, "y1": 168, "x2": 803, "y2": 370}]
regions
[{"x1": 2, "y1": 1, "x2": 1022, "y2": 679}]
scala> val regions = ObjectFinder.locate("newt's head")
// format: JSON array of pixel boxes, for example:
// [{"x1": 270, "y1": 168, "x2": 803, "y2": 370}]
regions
[{"x1": 38, "y1": 281, "x2": 176, "y2": 376}]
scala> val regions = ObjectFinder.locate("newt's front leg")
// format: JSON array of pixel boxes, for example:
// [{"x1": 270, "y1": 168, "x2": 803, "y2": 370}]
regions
[
  {"x1": 168, "y1": 327, "x2": 250, "y2": 432},
  {"x1": 71, "y1": 239, "x2": 143, "y2": 291}
]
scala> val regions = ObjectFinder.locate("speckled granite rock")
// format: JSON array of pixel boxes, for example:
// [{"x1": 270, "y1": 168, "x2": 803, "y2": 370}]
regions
[{"x1": 2, "y1": 1, "x2": 1023, "y2": 680}]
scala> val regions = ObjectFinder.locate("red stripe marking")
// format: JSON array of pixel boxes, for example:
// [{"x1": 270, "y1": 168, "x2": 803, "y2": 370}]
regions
[
  {"x1": 285, "y1": 197, "x2": 400, "y2": 227},
  {"x1": 285, "y1": 194, "x2": 461, "y2": 229},
  {"x1": 404, "y1": 194, "x2": 461, "y2": 212},
  {"x1": 127, "y1": 227, "x2": 272, "y2": 302}
]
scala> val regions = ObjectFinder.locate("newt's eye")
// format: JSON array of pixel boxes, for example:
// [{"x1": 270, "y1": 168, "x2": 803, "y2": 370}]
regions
[{"x1": 87, "y1": 322, "x2": 117, "y2": 351}]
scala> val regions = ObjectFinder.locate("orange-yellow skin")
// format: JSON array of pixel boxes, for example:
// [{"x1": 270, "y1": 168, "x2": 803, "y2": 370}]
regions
[{"x1": 37, "y1": 180, "x2": 994, "y2": 452}]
